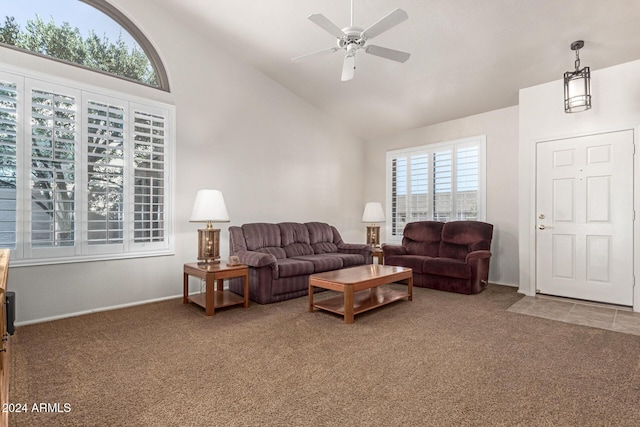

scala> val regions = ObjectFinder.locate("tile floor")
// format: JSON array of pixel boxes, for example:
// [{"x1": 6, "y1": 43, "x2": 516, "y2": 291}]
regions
[{"x1": 508, "y1": 294, "x2": 640, "y2": 336}]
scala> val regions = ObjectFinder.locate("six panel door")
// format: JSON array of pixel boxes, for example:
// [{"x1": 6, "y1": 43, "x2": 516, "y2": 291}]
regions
[{"x1": 536, "y1": 130, "x2": 634, "y2": 306}]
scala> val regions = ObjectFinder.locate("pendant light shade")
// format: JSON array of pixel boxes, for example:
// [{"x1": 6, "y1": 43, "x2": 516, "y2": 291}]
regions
[{"x1": 564, "y1": 40, "x2": 591, "y2": 113}]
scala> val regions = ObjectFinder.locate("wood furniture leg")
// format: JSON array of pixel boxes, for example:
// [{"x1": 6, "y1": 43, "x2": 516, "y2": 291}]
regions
[
  {"x1": 243, "y1": 272, "x2": 249, "y2": 308},
  {"x1": 205, "y1": 276, "x2": 215, "y2": 316},
  {"x1": 344, "y1": 285, "x2": 354, "y2": 324},
  {"x1": 308, "y1": 282, "x2": 314, "y2": 312},
  {"x1": 216, "y1": 279, "x2": 224, "y2": 292},
  {"x1": 408, "y1": 275, "x2": 413, "y2": 301},
  {"x1": 183, "y1": 272, "x2": 189, "y2": 304}
]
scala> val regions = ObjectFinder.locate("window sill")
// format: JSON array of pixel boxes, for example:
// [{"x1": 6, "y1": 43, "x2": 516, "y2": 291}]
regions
[{"x1": 8, "y1": 250, "x2": 175, "y2": 268}]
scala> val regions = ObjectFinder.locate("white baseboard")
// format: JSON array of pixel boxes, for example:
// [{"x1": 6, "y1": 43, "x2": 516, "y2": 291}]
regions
[{"x1": 15, "y1": 294, "x2": 183, "y2": 327}]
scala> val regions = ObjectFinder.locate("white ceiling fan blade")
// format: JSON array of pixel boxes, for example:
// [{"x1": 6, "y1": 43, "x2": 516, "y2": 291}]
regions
[
  {"x1": 292, "y1": 47, "x2": 339, "y2": 63},
  {"x1": 361, "y1": 8, "x2": 408, "y2": 39},
  {"x1": 308, "y1": 13, "x2": 346, "y2": 39},
  {"x1": 341, "y1": 53, "x2": 356, "y2": 81},
  {"x1": 365, "y1": 45, "x2": 411, "y2": 63}
]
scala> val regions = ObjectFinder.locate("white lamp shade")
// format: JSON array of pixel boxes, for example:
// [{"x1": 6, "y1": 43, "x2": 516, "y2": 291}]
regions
[
  {"x1": 189, "y1": 189, "x2": 230, "y2": 223},
  {"x1": 362, "y1": 202, "x2": 385, "y2": 223}
]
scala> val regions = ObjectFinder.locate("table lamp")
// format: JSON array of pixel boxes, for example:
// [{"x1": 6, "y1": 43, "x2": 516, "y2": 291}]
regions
[
  {"x1": 189, "y1": 189, "x2": 230, "y2": 263},
  {"x1": 362, "y1": 202, "x2": 385, "y2": 247}
]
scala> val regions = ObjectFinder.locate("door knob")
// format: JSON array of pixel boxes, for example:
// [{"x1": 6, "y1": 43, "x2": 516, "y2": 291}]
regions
[{"x1": 538, "y1": 224, "x2": 553, "y2": 230}]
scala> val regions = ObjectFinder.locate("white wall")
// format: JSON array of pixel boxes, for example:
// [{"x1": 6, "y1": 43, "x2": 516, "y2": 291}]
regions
[
  {"x1": 6, "y1": 2, "x2": 365, "y2": 324},
  {"x1": 519, "y1": 59, "x2": 640, "y2": 310},
  {"x1": 364, "y1": 106, "x2": 520, "y2": 287}
]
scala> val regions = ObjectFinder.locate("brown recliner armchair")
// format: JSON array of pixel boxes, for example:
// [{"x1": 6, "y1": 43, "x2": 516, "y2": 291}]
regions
[{"x1": 382, "y1": 221, "x2": 493, "y2": 294}]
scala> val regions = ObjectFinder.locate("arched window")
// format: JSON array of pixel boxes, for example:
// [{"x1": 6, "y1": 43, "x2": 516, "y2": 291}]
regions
[{"x1": 0, "y1": 0, "x2": 169, "y2": 91}]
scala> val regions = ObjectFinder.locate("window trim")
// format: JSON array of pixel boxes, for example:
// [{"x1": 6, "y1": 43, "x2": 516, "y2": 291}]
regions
[
  {"x1": 0, "y1": 63, "x2": 175, "y2": 267},
  {"x1": 385, "y1": 135, "x2": 487, "y2": 244},
  {"x1": 0, "y1": 0, "x2": 170, "y2": 92}
]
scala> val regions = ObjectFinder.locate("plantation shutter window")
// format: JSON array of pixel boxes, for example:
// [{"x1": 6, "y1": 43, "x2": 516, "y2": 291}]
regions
[
  {"x1": 0, "y1": 66, "x2": 174, "y2": 265},
  {"x1": 433, "y1": 149, "x2": 452, "y2": 222},
  {"x1": 0, "y1": 80, "x2": 18, "y2": 249},
  {"x1": 86, "y1": 100, "x2": 125, "y2": 246},
  {"x1": 29, "y1": 87, "x2": 78, "y2": 251},
  {"x1": 132, "y1": 109, "x2": 166, "y2": 244},
  {"x1": 456, "y1": 144, "x2": 479, "y2": 220},
  {"x1": 410, "y1": 154, "x2": 430, "y2": 223},
  {"x1": 390, "y1": 156, "x2": 407, "y2": 237},
  {"x1": 386, "y1": 136, "x2": 486, "y2": 242}
]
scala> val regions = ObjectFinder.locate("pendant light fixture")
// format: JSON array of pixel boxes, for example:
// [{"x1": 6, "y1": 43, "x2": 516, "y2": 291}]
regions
[{"x1": 564, "y1": 40, "x2": 591, "y2": 113}]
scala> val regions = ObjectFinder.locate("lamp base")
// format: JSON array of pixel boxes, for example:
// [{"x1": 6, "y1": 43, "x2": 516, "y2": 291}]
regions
[
  {"x1": 366, "y1": 225, "x2": 380, "y2": 247},
  {"x1": 197, "y1": 228, "x2": 221, "y2": 263}
]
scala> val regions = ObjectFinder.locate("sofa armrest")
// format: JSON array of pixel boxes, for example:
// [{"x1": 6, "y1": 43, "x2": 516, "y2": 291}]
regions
[
  {"x1": 465, "y1": 250, "x2": 491, "y2": 263},
  {"x1": 236, "y1": 250, "x2": 277, "y2": 268},
  {"x1": 382, "y1": 244, "x2": 407, "y2": 257},
  {"x1": 337, "y1": 243, "x2": 374, "y2": 263}
]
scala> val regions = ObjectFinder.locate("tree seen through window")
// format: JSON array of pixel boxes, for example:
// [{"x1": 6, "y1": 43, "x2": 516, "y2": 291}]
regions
[{"x1": 0, "y1": 0, "x2": 159, "y2": 87}]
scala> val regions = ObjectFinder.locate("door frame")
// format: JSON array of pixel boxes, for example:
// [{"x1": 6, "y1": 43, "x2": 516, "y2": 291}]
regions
[{"x1": 521, "y1": 127, "x2": 639, "y2": 311}]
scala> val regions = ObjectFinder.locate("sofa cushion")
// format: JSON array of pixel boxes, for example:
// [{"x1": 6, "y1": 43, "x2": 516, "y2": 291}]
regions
[
  {"x1": 312, "y1": 242, "x2": 339, "y2": 253},
  {"x1": 279, "y1": 222, "x2": 314, "y2": 257},
  {"x1": 439, "y1": 221, "x2": 493, "y2": 260},
  {"x1": 243, "y1": 223, "x2": 282, "y2": 250},
  {"x1": 423, "y1": 258, "x2": 471, "y2": 279},
  {"x1": 319, "y1": 252, "x2": 365, "y2": 267},
  {"x1": 305, "y1": 222, "x2": 339, "y2": 253},
  {"x1": 291, "y1": 254, "x2": 343, "y2": 272},
  {"x1": 384, "y1": 254, "x2": 430, "y2": 274},
  {"x1": 402, "y1": 221, "x2": 443, "y2": 257},
  {"x1": 276, "y1": 258, "x2": 315, "y2": 278}
]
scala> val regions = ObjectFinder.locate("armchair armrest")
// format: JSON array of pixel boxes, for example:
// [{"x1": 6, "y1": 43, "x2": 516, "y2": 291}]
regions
[
  {"x1": 236, "y1": 250, "x2": 277, "y2": 268},
  {"x1": 382, "y1": 244, "x2": 407, "y2": 257},
  {"x1": 465, "y1": 250, "x2": 492, "y2": 263}
]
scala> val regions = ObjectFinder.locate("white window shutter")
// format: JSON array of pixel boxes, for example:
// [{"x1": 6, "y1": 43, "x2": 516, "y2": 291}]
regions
[
  {"x1": 86, "y1": 100, "x2": 125, "y2": 246},
  {"x1": 0, "y1": 80, "x2": 18, "y2": 250},
  {"x1": 30, "y1": 88, "x2": 77, "y2": 249},
  {"x1": 132, "y1": 109, "x2": 166, "y2": 244}
]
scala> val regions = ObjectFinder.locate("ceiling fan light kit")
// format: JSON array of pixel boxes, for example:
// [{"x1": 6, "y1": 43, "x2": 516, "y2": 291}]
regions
[{"x1": 292, "y1": 0, "x2": 411, "y2": 81}]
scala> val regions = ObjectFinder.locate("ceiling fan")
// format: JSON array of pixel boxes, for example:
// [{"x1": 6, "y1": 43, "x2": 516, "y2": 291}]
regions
[{"x1": 292, "y1": 0, "x2": 411, "y2": 81}]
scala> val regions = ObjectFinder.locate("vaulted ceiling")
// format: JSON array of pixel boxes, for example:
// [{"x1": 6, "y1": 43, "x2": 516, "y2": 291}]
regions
[{"x1": 153, "y1": 0, "x2": 640, "y2": 140}]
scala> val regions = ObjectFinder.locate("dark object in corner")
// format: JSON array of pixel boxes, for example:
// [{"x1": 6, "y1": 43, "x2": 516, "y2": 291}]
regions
[{"x1": 5, "y1": 291, "x2": 14, "y2": 336}]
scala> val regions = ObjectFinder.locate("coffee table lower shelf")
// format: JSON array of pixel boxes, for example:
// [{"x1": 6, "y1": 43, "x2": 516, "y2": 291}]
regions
[{"x1": 312, "y1": 286, "x2": 410, "y2": 317}]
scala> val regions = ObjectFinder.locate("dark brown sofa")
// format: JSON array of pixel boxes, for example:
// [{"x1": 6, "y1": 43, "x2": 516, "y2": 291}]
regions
[
  {"x1": 382, "y1": 221, "x2": 493, "y2": 294},
  {"x1": 228, "y1": 222, "x2": 373, "y2": 304}
]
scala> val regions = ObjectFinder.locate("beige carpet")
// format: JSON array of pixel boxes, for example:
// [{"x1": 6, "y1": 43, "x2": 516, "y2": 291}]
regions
[{"x1": 9, "y1": 284, "x2": 640, "y2": 426}]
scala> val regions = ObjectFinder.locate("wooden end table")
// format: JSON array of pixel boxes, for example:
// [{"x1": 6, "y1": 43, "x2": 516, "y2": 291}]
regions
[
  {"x1": 183, "y1": 261, "x2": 249, "y2": 316},
  {"x1": 372, "y1": 248, "x2": 384, "y2": 264},
  {"x1": 309, "y1": 264, "x2": 412, "y2": 324}
]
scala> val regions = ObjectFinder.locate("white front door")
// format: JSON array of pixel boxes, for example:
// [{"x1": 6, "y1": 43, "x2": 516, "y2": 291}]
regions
[{"x1": 536, "y1": 130, "x2": 634, "y2": 306}]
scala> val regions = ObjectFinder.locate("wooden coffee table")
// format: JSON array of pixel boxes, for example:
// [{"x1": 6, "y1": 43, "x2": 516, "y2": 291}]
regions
[{"x1": 308, "y1": 264, "x2": 413, "y2": 324}]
